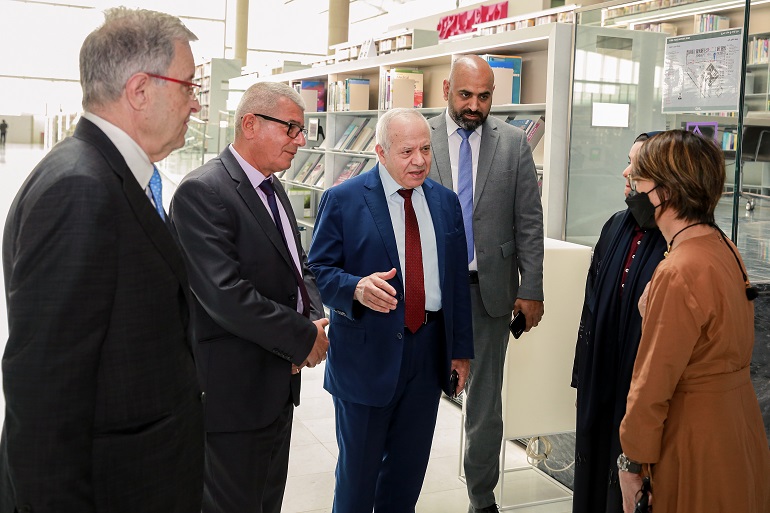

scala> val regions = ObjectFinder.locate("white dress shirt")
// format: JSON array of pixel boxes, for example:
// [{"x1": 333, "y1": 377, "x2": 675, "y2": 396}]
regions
[
  {"x1": 82, "y1": 112, "x2": 160, "y2": 210},
  {"x1": 378, "y1": 165, "x2": 441, "y2": 311}
]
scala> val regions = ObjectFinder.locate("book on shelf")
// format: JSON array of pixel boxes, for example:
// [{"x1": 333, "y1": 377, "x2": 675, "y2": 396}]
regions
[
  {"x1": 333, "y1": 117, "x2": 370, "y2": 150},
  {"x1": 346, "y1": 125, "x2": 375, "y2": 152},
  {"x1": 333, "y1": 157, "x2": 367, "y2": 186},
  {"x1": 382, "y1": 68, "x2": 424, "y2": 109},
  {"x1": 293, "y1": 154, "x2": 323, "y2": 183},
  {"x1": 299, "y1": 80, "x2": 326, "y2": 112},
  {"x1": 304, "y1": 160, "x2": 326, "y2": 186},
  {"x1": 312, "y1": 170, "x2": 327, "y2": 187},
  {"x1": 506, "y1": 114, "x2": 545, "y2": 149},
  {"x1": 346, "y1": 78, "x2": 370, "y2": 111},
  {"x1": 480, "y1": 54, "x2": 522, "y2": 105},
  {"x1": 362, "y1": 135, "x2": 378, "y2": 153},
  {"x1": 748, "y1": 35, "x2": 769, "y2": 65}
]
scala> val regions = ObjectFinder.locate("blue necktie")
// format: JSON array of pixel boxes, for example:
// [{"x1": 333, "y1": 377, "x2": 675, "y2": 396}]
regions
[
  {"x1": 258, "y1": 178, "x2": 310, "y2": 317},
  {"x1": 457, "y1": 128, "x2": 474, "y2": 264},
  {"x1": 148, "y1": 166, "x2": 165, "y2": 220}
]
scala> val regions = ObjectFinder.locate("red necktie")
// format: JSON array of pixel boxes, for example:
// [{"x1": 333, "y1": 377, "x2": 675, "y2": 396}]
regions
[{"x1": 397, "y1": 189, "x2": 425, "y2": 334}]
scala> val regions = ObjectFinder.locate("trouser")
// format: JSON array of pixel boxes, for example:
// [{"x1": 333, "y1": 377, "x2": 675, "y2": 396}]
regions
[
  {"x1": 464, "y1": 282, "x2": 511, "y2": 510},
  {"x1": 332, "y1": 319, "x2": 443, "y2": 513},
  {"x1": 202, "y1": 399, "x2": 293, "y2": 513}
]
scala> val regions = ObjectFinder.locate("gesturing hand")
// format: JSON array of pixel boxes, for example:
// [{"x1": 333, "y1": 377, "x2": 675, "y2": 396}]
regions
[{"x1": 354, "y1": 268, "x2": 398, "y2": 313}]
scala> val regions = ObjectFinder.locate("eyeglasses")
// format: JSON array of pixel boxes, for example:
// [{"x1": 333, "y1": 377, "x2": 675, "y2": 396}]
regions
[
  {"x1": 629, "y1": 176, "x2": 658, "y2": 195},
  {"x1": 252, "y1": 113, "x2": 308, "y2": 139},
  {"x1": 145, "y1": 72, "x2": 200, "y2": 99}
]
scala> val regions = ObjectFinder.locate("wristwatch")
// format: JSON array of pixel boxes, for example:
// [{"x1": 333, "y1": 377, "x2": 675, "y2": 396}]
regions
[{"x1": 617, "y1": 453, "x2": 643, "y2": 474}]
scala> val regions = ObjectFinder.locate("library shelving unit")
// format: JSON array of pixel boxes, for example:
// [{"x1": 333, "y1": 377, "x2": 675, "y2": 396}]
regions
[
  {"x1": 195, "y1": 58, "x2": 242, "y2": 155},
  {"x1": 228, "y1": 22, "x2": 574, "y2": 241}
]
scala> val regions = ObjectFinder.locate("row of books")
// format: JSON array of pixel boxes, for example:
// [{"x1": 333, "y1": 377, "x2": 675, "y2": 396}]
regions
[
  {"x1": 693, "y1": 13, "x2": 729, "y2": 34},
  {"x1": 505, "y1": 114, "x2": 546, "y2": 149},
  {"x1": 328, "y1": 78, "x2": 370, "y2": 112},
  {"x1": 279, "y1": 154, "x2": 326, "y2": 187},
  {"x1": 379, "y1": 68, "x2": 424, "y2": 110},
  {"x1": 722, "y1": 130, "x2": 739, "y2": 151},
  {"x1": 278, "y1": 156, "x2": 377, "y2": 188},
  {"x1": 748, "y1": 36, "x2": 769, "y2": 65},
  {"x1": 605, "y1": 0, "x2": 698, "y2": 20},
  {"x1": 327, "y1": 117, "x2": 377, "y2": 153},
  {"x1": 633, "y1": 22, "x2": 677, "y2": 35}
]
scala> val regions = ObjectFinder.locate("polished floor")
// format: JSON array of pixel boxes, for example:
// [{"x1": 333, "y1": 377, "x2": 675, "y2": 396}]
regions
[{"x1": 0, "y1": 143, "x2": 572, "y2": 512}]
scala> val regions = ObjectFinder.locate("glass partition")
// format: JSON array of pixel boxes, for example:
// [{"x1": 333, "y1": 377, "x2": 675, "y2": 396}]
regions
[{"x1": 567, "y1": 0, "x2": 770, "y2": 282}]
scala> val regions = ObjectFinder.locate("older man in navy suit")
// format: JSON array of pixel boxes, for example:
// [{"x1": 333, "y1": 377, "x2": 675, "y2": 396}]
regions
[{"x1": 308, "y1": 107, "x2": 473, "y2": 513}]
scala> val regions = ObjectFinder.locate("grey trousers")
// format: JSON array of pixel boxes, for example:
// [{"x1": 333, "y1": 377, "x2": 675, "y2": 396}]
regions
[{"x1": 464, "y1": 282, "x2": 511, "y2": 511}]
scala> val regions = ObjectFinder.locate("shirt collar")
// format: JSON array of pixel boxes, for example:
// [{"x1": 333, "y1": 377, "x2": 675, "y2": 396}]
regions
[
  {"x1": 378, "y1": 163, "x2": 425, "y2": 199},
  {"x1": 444, "y1": 109, "x2": 482, "y2": 140},
  {"x1": 229, "y1": 144, "x2": 270, "y2": 188},
  {"x1": 82, "y1": 112, "x2": 154, "y2": 189}
]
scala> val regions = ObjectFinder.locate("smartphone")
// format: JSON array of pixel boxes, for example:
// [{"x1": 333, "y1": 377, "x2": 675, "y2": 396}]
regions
[
  {"x1": 509, "y1": 312, "x2": 526, "y2": 339},
  {"x1": 449, "y1": 369, "x2": 459, "y2": 398}
]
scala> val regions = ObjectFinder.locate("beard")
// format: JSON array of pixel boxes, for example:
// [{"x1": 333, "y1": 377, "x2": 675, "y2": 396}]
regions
[{"x1": 450, "y1": 107, "x2": 486, "y2": 131}]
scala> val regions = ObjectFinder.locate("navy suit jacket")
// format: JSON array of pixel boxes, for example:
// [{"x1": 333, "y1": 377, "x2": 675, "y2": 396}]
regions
[{"x1": 307, "y1": 165, "x2": 473, "y2": 407}]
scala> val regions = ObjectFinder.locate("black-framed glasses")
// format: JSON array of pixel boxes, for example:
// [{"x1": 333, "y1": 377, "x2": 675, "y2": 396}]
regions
[
  {"x1": 253, "y1": 113, "x2": 308, "y2": 139},
  {"x1": 145, "y1": 72, "x2": 200, "y2": 99}
]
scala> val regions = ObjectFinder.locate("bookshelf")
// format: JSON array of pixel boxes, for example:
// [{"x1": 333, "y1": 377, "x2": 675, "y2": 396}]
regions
[
  {"x1": 195, "y1": 58, "x2": 242, "y2": 155},
  {"x1": 229, "y1": 22, "x2": 574, "y2": 242}
]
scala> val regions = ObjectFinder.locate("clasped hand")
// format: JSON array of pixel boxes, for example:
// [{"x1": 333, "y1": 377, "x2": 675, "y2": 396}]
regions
[
  {"x1": 355, "y1": 268, "x2": 398, "y2": 313},
  {"x1": 292, "y1": 318, "x2": 329, "y2": 374}
]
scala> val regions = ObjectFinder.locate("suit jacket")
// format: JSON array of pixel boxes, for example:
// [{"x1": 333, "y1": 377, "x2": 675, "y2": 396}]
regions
[
  {"x1": 307, "y1": 166, "x2": 474, "y2": 407},
  {"x1": 0, "y1": 118, "x2": 203, "y2": 513},
  {"x1": 428, "y1": 113, "x2": 544, "y2": 317},
  {"x1": 170, "y1": 147, "x2": 323, "y2": 433}
]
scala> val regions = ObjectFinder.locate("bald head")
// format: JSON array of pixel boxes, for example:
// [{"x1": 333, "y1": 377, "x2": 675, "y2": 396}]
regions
[{"x1": 443, "y1": 55, "x2": 495, "y2": 131}]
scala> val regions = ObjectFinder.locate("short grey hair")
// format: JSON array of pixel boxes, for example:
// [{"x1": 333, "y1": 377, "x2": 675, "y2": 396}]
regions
[
  {"x1": 80, "y1": 7, "x2": 197, "y2": 110},
  {"x1": 234, "y1": 82, "x2": 306, "y2": 138},
  {"x1": 376, "y1": 108, "x2": 429, "y2": 153}
]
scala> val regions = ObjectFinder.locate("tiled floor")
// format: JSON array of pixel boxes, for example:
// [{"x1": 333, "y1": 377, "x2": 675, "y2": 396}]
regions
[{"x1": 287, "y1": 361, "x2": 573, "y2": 513}]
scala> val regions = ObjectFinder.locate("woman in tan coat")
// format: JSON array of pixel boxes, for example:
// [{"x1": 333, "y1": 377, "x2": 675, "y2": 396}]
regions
[{"x1": 617, "y1": 130, "x2": 770, "y2": 513}]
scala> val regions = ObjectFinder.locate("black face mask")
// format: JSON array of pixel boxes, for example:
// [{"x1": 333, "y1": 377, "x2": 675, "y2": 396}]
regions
[{"x1": 625, "y1": 187, "x2": 659, "y2": 229}]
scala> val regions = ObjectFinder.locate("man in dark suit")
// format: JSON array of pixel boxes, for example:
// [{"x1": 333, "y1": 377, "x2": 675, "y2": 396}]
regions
[
  {"x1": 1, "y1": 8, "x2": 204, "y2": 513},
  {"x1": 308, "y1": 108, "x2": 474, "y2": 513},
  {"x1": 170, "y1": 81, "x2": 329, "y2": 513},
  {"x1": 428, "y1": 55, "x2": 545, "y2": 513}
]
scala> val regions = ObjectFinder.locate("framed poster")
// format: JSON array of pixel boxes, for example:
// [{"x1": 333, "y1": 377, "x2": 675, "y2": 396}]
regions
[{"x1": 662, "y1": 28, "x2": 743, "y2": 113}]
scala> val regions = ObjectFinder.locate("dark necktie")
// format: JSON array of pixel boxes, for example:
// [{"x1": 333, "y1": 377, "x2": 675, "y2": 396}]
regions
[
  {"x1": 457, "y1": 128, "x2": 474, "y2": 264},
  {"x1": 258, "y1": 178, "x2": 310, "y2": 317},
  {"x1": 397, "y1": 189, "x2": 425, "y2": 334}
]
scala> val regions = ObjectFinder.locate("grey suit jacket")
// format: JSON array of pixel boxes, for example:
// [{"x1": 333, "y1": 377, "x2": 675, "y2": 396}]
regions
[
  {"x1": 170, "y1": 147, "x2": 323, "y2": 433},
  {"x1": 429, "y1": 112, "x2": 544, "y2": 318},
  {"x1": 1, "y1": 118, "x2": 203, "y2": 513}
]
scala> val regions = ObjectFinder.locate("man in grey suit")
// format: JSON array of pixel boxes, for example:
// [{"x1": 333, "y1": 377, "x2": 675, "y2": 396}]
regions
[
  {"x1": 170, "y1": 81, "x2": 329, "y2": 513},
  {"x1": 1, "y1": 8, "x2": 204, "y2": 513},
  {"x1": 428, "y1": 54, "x2": 545, "y2": 513}
]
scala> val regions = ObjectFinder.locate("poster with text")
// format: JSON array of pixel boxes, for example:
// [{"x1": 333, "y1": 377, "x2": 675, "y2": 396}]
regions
[{"x1": 662, "y1": 28, "x2": 743, "y2": 113}]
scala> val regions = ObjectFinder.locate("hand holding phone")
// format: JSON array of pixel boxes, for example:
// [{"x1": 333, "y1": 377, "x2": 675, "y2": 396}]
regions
[
  {"x1": 509, "y1": 312, "x2": 526, "y2": 339},
  {"x1": 449, "y1": 369, "x2": 459, "y2": 398}
]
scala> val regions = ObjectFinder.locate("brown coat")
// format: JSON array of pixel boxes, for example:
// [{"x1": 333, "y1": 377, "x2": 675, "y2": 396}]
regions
[{"x1": 620, "y1": 232, "x2": 770, "y2": 513}]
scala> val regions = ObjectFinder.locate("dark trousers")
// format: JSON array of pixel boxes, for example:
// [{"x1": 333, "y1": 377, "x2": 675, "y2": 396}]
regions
[
  {"x1": 202, "y1": 400, "x2": 294, "y2": 513},
  {"x1": 331, "y1": 319, "x2": 444, "y2": 513}
]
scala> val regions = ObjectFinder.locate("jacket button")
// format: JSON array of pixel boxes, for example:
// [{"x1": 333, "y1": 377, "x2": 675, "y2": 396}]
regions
[
  {"x1": 398, "y1": 293, "x2": 404, "y2": 301},
  {"x1": 396, "y1": 333, "x2": 403, "y2": 340},
  {"x1": 200, "y1": 391, "x2": 206, "y2": 403},
  {"x1": 289, "y1": 294, "x2": 297, "y2": 301}
]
